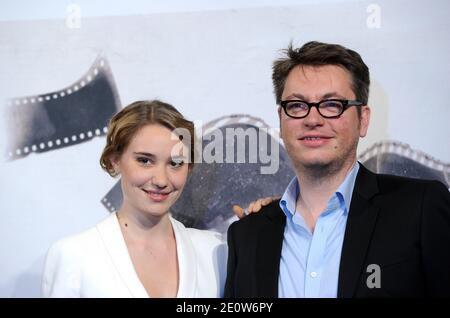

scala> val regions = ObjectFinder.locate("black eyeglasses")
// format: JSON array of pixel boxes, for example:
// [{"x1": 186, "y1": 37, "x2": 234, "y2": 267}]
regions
[{"x1": 280, "y1": 99, "x2": 364, "y2": 119}]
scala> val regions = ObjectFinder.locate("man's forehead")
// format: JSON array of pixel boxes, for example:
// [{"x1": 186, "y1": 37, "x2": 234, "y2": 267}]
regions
[{"x1": 290, "y1": 64, "x2": 351, "y2": 79}]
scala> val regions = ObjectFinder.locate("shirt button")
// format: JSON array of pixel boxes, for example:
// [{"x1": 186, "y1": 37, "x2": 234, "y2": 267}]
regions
[{"x1": 310, "y1": 271, "x2": 317, "y2": 278}]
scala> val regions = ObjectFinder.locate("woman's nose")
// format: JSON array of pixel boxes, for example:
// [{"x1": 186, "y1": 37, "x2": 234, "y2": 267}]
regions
[{"x1": 151, "y1": 167, "x2": 168, "y2": 188}]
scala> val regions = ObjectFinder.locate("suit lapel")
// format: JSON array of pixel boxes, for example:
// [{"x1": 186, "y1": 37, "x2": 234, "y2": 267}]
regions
[
  {"x1": 338, "y1": 164, "x2": 380, "y2": 298},
  {"x1": 170, "y1": 216, "x2": 198, "y2": 298},
  {"x1": 96, "y1": 213, "x2": 149, "y2": 298},
  {"x1": 256, "y1": 201, "x2": 286, "y2": 297}
]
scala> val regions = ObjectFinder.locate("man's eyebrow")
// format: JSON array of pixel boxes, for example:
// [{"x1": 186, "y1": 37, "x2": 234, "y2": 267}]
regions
[
  {"x1": 284, "y1": 92, "x2": 348, "y2": 101},
  {"x1": 285, "y1": 93, "x2": 307, "y2": 100},
  {"x1": 321, "y1": 92, "x2": 347, "y2": 100}
]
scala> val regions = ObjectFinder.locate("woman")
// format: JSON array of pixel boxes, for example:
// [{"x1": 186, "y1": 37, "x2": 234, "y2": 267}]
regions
[{"x1": 42, "y1": 100, "x2": 227, "y2": 297}]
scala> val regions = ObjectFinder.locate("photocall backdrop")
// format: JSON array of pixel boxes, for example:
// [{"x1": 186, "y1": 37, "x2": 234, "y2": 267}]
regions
[{"x1": 0, "y1": 0, "x2": 449, "y2": 297}]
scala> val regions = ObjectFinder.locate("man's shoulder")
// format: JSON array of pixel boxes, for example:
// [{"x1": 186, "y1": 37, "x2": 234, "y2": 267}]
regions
[
  {"x1": 230, "y1": 199, "x2": 285, "y2": 231},
  {"x1": 373, "y1": 171, "x2": 448, "y2": 193},
  {"x1": 357, "y1": 164, "x2": 448, "y2": 195}
]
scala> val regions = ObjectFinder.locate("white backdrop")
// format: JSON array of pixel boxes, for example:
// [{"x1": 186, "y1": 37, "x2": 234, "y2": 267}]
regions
[{"x1": 1, "y1": 0, "x2": 449, "y2": 297}]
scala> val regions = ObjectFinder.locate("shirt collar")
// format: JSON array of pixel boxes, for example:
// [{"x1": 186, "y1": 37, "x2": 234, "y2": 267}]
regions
[
  {"x1": 280, "y1": 176, "x2": 299, "y2": 217},
  {"x1": 279, "y1": 162, "x2": 360, "y2": 217},
  {"x1": 336, "y1": 162, "x2": 360, "y2": 214}
]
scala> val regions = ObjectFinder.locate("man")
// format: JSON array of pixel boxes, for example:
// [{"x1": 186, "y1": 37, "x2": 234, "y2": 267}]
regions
[{"x1": 225, "y1": 41, "x2": 450, "y2": 297}]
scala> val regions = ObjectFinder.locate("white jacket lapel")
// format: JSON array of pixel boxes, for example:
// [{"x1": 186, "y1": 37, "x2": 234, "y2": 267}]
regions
[
  {"x1": 170, "y1": 216, "x2": 198, "y2": 298},
  {"x1": 96, "y1": 213, "x2": 148, "y2": 298}
]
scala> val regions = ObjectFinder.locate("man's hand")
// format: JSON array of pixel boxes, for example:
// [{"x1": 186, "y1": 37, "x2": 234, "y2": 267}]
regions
[{"x1": 233, "y1": 196, "x2": 281, "y2": 219}]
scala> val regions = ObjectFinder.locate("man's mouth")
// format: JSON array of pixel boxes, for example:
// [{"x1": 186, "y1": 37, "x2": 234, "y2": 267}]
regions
[
  {"x1": 300, "y1": 135, "x2": 332, "y2": 140},
  {"x1": 298, "y1": 135, "x2": 332, "y2": 147}
]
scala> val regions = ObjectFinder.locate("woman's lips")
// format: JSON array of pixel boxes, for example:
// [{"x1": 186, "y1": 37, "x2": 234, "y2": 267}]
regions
[{"x1": 142, "y1": 189, "x2": 171, "y2": 202}]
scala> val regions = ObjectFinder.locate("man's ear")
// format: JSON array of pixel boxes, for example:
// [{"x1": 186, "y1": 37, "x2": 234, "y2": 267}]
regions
[
  {"x1": 359, "y1": 106, "x2": 371, "y2": 138},
  {"x1": 277, "y1": 106, "x2": 283, "y2": 138}
]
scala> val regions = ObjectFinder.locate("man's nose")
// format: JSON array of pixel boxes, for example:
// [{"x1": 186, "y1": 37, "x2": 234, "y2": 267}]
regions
[{"x1": 303, "y1": 106, "x2": 325, "y2": 127}]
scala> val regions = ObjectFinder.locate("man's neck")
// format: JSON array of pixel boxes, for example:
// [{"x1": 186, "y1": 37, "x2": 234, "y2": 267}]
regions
[{"x1": 294, "y1": 160, "x2": 356, "y2": 232}]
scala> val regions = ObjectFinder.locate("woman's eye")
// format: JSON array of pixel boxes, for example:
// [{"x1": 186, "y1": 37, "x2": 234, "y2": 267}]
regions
[
  {"x1": 137, "y1": 157, "x2": 152, "y2": 165},
  {"x1": 171, "y1": 160, "x2": 185, "y2": 168}
]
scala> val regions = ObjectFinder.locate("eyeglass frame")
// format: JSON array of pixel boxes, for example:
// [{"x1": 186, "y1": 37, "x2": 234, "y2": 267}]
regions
[{"x1": 280, "y1": 99, "x2": 364, "y2": 119}]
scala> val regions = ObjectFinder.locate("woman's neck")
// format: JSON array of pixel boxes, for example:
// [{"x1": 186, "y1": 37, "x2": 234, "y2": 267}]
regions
[{"x1": 116, "y1": 206, "x2": 174, "y2": 244}]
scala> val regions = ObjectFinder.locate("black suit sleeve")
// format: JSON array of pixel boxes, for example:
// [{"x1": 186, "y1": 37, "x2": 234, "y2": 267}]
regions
[
  {"x1": 421, "y1": 181, "x2": 450, "y2": 296},
  {"x1": 224, "y1": 221, "x2": 237, "y2": 298}
]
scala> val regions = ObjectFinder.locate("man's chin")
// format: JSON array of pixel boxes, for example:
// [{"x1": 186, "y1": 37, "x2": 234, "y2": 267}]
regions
[
  {"x1": 302, "y1": 161, "x2": 332, "y2": 170},
  {"x1": 295, "y1": 157, "x2": 338, "y2": 175},
  {"x1": 297, "y1": 155, "x2": 333, "y2": 168}
]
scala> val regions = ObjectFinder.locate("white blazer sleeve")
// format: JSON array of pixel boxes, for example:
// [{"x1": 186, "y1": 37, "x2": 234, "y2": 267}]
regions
[{"x1": 41, "y1": 238, "x2": 81, "y2": 298}]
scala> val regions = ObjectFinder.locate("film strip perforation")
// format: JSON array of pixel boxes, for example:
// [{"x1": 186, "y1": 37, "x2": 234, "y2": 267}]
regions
[
  {"x1": 7, "y1": 126, "x2": 109, "y2": 159},
  {"x1": 101, "y1": 195, "x2": 117, "y2": 212},
  {"x1": 5, "y1": 55, "x2": 120, "y2": 160},
  {"x1": 9, "y1": 57, "x2": 107, "y2": 107}
]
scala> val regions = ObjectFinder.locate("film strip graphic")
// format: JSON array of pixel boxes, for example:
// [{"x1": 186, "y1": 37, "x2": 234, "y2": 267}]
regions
[
  {"x1": 103, "y1": 134, "x2": 450, "y2": 229},
  {"x1": 4, "y1": 55, "x2": 121, "y2": 160},
  {"x1": 358, "y1": 140, "x2": 450, "y2": 188},
  {"x1": 102, "y1": 114, "x2": 294, "y2": 232},
  {"x1": 201, "y1": 113, "x2": 280, "y2": 140}
]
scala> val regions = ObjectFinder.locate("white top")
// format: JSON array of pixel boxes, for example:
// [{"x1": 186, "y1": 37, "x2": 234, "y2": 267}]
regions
[{"x1": 42, "y1": 213, "x2": 227, "y2": 298}]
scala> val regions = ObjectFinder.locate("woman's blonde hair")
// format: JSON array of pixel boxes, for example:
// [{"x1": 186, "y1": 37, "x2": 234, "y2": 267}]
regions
[{"x1": 100, "y1": 100, "x2": 195, "y2": 177}]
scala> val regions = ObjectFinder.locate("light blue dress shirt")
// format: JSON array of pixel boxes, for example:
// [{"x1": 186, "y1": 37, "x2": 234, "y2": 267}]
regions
[{"x1": 278, "y1": 162, "x2": 360, "y2": 298}]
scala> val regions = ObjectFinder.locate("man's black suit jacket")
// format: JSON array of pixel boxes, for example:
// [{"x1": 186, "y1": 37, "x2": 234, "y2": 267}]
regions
[{"x1": 225, "y1": 164, "x2": 450, "y2": 297}]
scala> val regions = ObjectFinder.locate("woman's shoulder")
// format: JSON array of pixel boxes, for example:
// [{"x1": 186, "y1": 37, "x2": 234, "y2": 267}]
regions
[
  {"x1": 42, "y1": 214, "x2": 118, "y2": 297},
  {"x1": 47, "y1": 214, "x2": 115, "y2": 257},
  {"x1": 186, "y1": 227, "x2": 224, "y2": 245},
  {"x1": 47, "y1": 227, "x2": 96, "y2": 260}
]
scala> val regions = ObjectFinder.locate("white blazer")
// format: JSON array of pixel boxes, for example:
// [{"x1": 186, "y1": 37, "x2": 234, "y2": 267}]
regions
[{"x1": 42, "y1": 213, "x2": 227, "y2": 298}]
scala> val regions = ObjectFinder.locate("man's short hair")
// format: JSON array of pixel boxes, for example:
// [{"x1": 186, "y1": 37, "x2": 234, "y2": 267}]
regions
[{"x1": 272, "y1": 41, "x2": 370, "y2": 109}]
